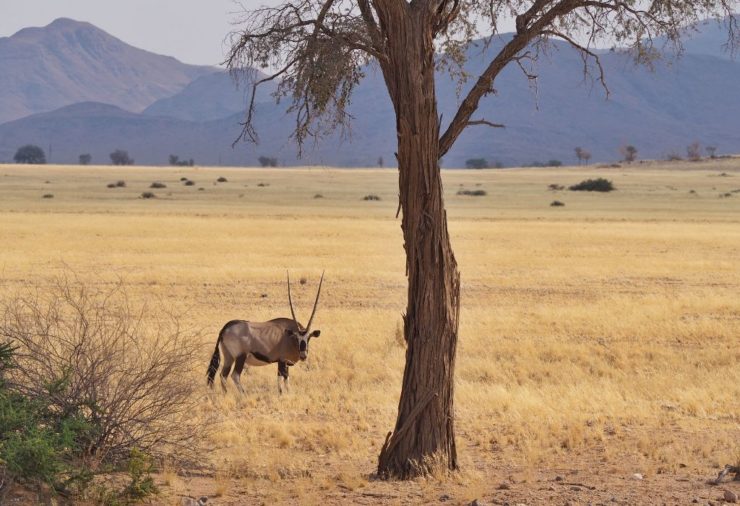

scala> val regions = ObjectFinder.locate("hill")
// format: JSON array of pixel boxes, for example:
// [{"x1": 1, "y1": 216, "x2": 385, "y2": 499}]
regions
[
  {"x1": 0, "y1": 18, "x2": 214, "y2": 124},
  {"x1": 1, "y1": 18, "x2": 738, "y2": 166}
]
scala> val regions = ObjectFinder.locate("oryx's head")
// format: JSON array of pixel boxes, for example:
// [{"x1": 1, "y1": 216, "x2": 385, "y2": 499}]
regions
[{"x1": 287, "y1": 271, "x2": 324, "y2": 361}]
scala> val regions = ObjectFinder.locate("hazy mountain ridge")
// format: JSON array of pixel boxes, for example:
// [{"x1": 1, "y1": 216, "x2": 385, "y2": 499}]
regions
[
  {"x1": 0, "y1": 18, "x2": 215, "y2": 124},
  {"x1": 0, "y1": 17, "x2": 738, "y2": 166}
]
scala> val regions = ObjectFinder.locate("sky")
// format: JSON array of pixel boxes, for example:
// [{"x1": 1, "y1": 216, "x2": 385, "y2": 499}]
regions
[{"x1": 0, "y1": 0, "x2": 264, "y2": 66}]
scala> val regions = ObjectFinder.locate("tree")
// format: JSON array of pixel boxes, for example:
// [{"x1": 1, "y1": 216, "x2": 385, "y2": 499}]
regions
[
  {"x1": 687, "y1": 141, "x2": 702, "y2": 161},
  {"x1": 79, "y1": 153, "x2": 92, "y2": 165},
  {"x1": 465, "y1": 158, "x2": 489, "y2": 169},
  {"x1": 13, "y1": 145, "x2": 46, "y2": 164},
  {"x1": 227, "y1": 0, "x2": 736, "y2": 479},
  {"x1": 110, "y1": 149, "x2": 134, "y2": 166},
  {"x1": 258, "y1": 155, "x2": 278, "y2": 167},
  {"x1": 706, "y1": 145, "x2": 718, "y2": 158},
  {"x1": 378, "y1": 156, "x2": 384, "y2": 167},
  {"x1": 621, "y1": 145, "x2": 638, "y2": 163},
  {"x1": 575, "y1": 147, "x2": 591, "y2": 165}
]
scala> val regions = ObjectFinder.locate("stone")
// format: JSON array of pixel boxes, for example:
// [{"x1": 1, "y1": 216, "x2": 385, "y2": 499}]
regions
[
  {"x1": 724, "y1": 490, "x2": 738, "y2": 503},
  {"x1": 632, "y1": 473, "x2": 644, "y2": 480}
]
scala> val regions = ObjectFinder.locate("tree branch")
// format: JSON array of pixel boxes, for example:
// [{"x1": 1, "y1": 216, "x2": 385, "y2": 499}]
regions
[
  {"x1": 467, "y1": 119, "x2": 505, "y2": 128},
  {"x1": 541, "y1": 28, "x2": 609, "y2": 97}
]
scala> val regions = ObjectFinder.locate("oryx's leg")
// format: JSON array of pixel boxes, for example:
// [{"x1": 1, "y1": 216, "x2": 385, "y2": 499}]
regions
[
  {"x1": 220, "y1": 351, "x2": 234, "y2": 393},
  {"x1": 231, "y1": 354, "x2": 247, "y2": 395},
  {"x1": 277, "y1": 361, "x2": 290, "y2": 394}
]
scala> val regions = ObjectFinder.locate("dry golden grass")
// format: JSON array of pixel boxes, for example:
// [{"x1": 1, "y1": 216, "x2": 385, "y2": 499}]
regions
[{"x1": 0, "y1": 159, "x2": 738, "y2": 504}]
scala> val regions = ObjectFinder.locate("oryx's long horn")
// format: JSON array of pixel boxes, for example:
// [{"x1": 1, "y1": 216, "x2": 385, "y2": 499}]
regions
[
  {"x1": 305, "y1": 271, "x2": 324, "y2": 331},
  {"x1": 286, "y1": 271, "x2": 298, "y2": 325}
]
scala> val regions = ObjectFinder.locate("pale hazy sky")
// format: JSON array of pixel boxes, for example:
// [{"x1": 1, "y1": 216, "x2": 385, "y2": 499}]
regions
[{"x1": 0, "y1": 0, "x2": 266, "y2": 66}]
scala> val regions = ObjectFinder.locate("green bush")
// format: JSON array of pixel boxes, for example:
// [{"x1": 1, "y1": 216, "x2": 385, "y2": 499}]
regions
[{"x1": 568, "y1": 178, "x2": 615, "y2": 192}]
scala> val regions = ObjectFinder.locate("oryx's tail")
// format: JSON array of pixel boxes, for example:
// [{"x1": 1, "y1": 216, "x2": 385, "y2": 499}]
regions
[{"x1": 206, "y1": 322, "x2": 231, "y2": 387}]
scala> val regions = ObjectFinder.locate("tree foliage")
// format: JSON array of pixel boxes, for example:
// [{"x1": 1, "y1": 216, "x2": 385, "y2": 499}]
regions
[
  {"x1": 13, "y1": 145, "x2": 46, "y2": 164},
  {"x1": 110, "y1": 149, "x2": 134, "y2": 166},
  {"x1": 227, "y1": 0, "x2": 737, "y2": 155}
]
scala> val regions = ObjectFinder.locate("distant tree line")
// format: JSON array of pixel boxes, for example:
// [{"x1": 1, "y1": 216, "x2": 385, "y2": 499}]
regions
[{"x1": 169, "y1": 154, "x2": 195, "y2": 166}]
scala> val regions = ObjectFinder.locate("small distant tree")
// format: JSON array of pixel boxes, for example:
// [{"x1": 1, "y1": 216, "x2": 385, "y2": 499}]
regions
[
  {"x1": 258, "y1": 156, "x2": 278, "y2": 167},
  {"x1": 620, "y1": 145, "x2": 638, "y2": 164},
  {"x1": 169, "y1": 154, "x2": 179, "y2": 165},
  {"x1": 687, "y1": 142, "x2": 702, "y2": 162},
  {"x1": 13, "y1": 145, "x2": 46, "y2": 164},
  {"x1": 110, "y1": 149, "x2": 134, "y2": 166},
  {"x1": 547, "y1": 159, "x2": 563, "y2": 167},
  {"x1": 575, "y1": 147, "x2": 591, "y2": 165},
  {"x1": 465, "y1": 158, "x2": 488, "y2": 169},
  {"x1": 378, "y1": 156, "x2": 384, "y2": 168},
  {"x1": 706, "y1": 145, "x2": 718, "y2": 159},
  {"x1": 78, "y1": 153, "x2": 92, "y2": 165}
]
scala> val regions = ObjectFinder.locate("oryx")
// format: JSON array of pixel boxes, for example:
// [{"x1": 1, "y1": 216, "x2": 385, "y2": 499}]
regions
[{"x1": 206, "y1": 272, "x2": 323, "y2": 394}]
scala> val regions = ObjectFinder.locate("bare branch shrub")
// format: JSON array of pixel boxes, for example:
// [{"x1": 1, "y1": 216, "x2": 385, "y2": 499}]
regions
[{"x1": 0, "y1": 274, "x2": 205, "y2": 467}]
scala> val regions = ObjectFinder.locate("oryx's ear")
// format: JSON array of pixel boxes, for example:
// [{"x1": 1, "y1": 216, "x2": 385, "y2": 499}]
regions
[{"x1": 310, "y1": 330, "x2": 320, "y2": 338}]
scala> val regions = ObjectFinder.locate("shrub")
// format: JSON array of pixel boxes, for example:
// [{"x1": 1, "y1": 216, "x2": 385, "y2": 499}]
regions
[
  {"x1": 257, "y1": 182, "x2": 269, "y2": 187},
  {"x1": 184, "y1": 180, "x2": 195, "y2": 186},
  {"x1": 13, "y1": 145, "x2": 46, "y2": 164},
  {"x1": 363, "y1": 194, "x2": 381, "y2": 200},
  {"x1": 106, "y1": 183, "x2": 117, "y2": 188},
  {"x1": 258, "y1": 156, "x2": 278, "y2": 167},
  {"x1": 180, "y1": 177, "x2": 188, "y2": 182},
  {"x1": 313, "y1": 193, "x2": 324, "y2": 199},
  {"x1": 141, "y1": 192, "x2": 156, "y2": 199},
  {"x1": 115, "y1": 180, "x2": 126, "y2": 187},
  {"x1": 548, "y1": 184, "x2": 565, "y2": 191},
  {"x1": 0, "y1": 275, "x2": 203, "y2": 469},
  {"x1": 550, "y1": 200, "x2": 565, "y2": 207},
  {"x1": 547, "y1": 159, "x2": 563, "y2": 167},
  {"x1": 568, "y1": 178, "x2": 615, "y2": 192},
  {"x1": 42, "y1": 194, "x2": 54, "y2": 199},
  {"x1": 217, "y1": 177, "x2": 228, "y2": 183},
  {"x1": 78, "y1": 154, "x2": 92, "y2": 165},
  {"x1": 198, "y1": 187, "x2": 205, "y2": 191},
  {"x1": 666, "y1": 152, "x2": 683, "y2": 161},
  {"x1": 457, "y1": 189, "x2": 487, "y2": 196},
  {"x1": 150, "y1": 182, "x2": 167, "y2": 189}
]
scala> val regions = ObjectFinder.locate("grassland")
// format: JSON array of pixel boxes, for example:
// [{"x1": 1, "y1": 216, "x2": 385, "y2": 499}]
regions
[{"x1": 0, "y1": 159, "x2": 738, "y2": 505}]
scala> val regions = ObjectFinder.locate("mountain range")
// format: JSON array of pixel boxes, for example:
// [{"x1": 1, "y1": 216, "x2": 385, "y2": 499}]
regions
[{"x1": 0, "y1": 17, "x2": 737, "y2": 167}]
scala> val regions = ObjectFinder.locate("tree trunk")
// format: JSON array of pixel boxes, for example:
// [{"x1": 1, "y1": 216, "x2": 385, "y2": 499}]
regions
[{"x1": 376, "y1": 6, "x2": 461, "y2": 479}]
